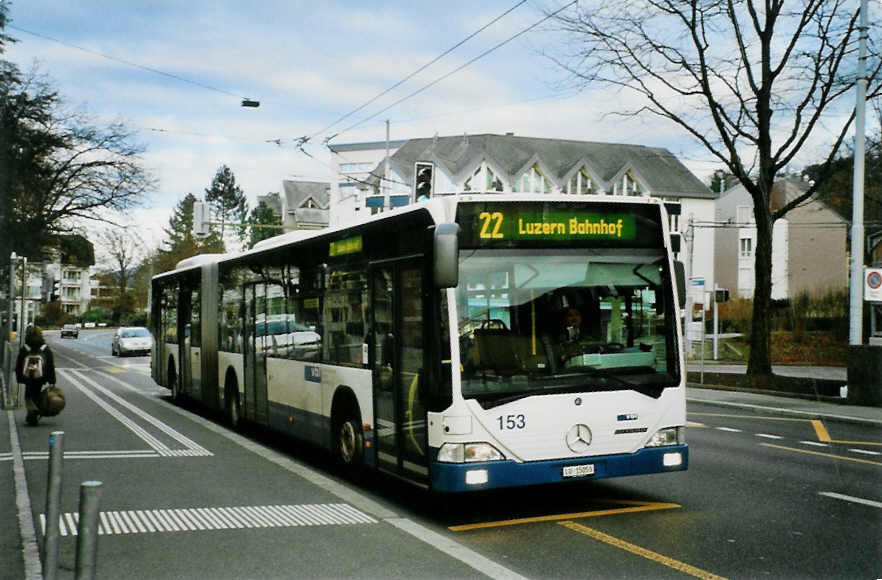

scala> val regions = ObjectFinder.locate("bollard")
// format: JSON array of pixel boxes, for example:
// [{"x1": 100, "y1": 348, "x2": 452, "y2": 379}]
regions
[
  {"x1": 74, "y1": 481, "x2": 103, "y2": 580},
  {"x1": 44, "y1": 431, "x2": 64, "y2": 580}
]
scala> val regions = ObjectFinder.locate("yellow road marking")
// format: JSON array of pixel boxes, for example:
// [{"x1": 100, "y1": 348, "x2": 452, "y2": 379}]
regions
[
  {"x1": 760, "y1": 443, "x2": 882, "y2": 466},
  {"x1": 448, "y1": 501, "x2": 680, "y2": 532},
  {"x1": 559, "y1": 521, "x2": 728, "y2": 580},
  {"x1": 811, "y1": 419, "x2": 831, "y2": 442}
]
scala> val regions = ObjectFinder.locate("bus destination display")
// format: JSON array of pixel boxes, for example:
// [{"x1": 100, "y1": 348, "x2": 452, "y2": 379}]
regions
[{"x1": 457, "y1": 202, "x2": 650, "y2": 247}]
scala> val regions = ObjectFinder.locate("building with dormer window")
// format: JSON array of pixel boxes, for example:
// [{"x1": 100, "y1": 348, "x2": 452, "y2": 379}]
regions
[{"x1": 330, "y1": 133, "x2": 717, "y2": 295}]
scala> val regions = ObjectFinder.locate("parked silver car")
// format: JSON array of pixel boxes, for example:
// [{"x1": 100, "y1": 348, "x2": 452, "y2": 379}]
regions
[{"x1": 112, "y1": 326, "x2": 153, "y2": 356}]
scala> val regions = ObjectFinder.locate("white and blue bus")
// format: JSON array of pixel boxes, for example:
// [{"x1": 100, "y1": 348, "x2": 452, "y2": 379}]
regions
[{"x1": 151, "y1": 194, "x2": 688, "y2": 492}]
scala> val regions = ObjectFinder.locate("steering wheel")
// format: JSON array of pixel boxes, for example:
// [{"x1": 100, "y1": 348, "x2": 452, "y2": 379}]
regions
[
  {"x1": 480, "y1": 319, "x2": 509, "y2": 330},
  {"x1": 601, "y1": 342, "x2": 625, "y2": 353}
]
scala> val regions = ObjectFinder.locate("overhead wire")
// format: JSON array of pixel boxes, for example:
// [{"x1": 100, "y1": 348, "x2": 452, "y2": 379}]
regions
[
  {"x1": 9, "y1": 24, "x2": 249, "y2": 101},
  {"x1": 306, "y1": 0, "x2": 529, "y2": 144},
  {"x1": 331, "y1": 0, "x2": 578, "y2": 140}
]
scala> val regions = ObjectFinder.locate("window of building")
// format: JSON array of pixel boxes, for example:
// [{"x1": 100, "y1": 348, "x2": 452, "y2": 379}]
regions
[
  {"x1": 737, "y1": 205, "x2": 752, "y2": 224},
  {"x1": 339, "y1": 162, "x2": 375, "y2": 174},
  {"x1": 740, "y1": 237, "x2": 753, "y2": 257},
  {"x1": 463, "y1": 166, "x2": 481, "y2": 192},
  {"x1": 615, "y1": 171, "x2": 644, "y2": 196},
  {"x1": 485, "y1": 166, "x2": 503, "y2": 191},
  {"x1": 512, "y1": 163, "x2": 551, "y2": 193},
  {"x1": 566, "y1": 168, "x2": 594, "y2": 195}
]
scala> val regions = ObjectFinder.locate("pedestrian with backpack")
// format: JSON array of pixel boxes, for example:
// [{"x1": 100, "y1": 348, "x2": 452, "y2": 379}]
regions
[{"x1": 15, "y1": 325, "x2": 57, "y2": 425}]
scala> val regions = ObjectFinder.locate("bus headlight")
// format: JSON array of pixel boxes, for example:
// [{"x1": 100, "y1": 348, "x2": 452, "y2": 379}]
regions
[
  {"x1": 645, "y1": 427, "x2": 685, "y2": 447},
  {"x1": 437, "y1": 442, "x2": 505, "y2": 463}
]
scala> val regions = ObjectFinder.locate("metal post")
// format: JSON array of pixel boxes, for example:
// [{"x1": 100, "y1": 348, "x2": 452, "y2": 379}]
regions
[
  {"x1": 700, "y1": 309, "x2": 705, "y2": 384},
  {"x1": 74, "y1": 481, "x2": 103, "y2": 580},
  {"x1": 384, "y1": 119, "x2": 391, "y2": 211},
  {"x1": 713, "y1": 284, "x2": 719, "y2": 360},
  {"x1": 849, "y1": 0, "x2": 868, "y2": 346},
  {"x1": 18, "y1": 256, "x2": 27, "y2": 346},
  {"x1": 2, "y1": 253, "x2": 16, "y2": 408},
  {"x1": 8, "y1": 253, "x2": 16, "y2": 343},
  {"x1": 44, "y1": 431, "x2": 64, "y2": 580}
]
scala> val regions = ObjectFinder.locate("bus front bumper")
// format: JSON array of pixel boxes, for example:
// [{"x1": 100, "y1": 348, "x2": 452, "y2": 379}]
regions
[{"x1": 430, "y1": 444, "x2": 688, "y2": 493}]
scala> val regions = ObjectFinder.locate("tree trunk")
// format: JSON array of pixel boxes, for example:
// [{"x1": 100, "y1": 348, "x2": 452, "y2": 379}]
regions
[{"x1": 747, "y1": 210, "x2": 774, "y2": 379}]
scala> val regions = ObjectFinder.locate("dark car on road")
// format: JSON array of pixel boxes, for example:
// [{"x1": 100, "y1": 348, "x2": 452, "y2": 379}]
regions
[{"x1": 60, "y1": 324, "x2": 79, "y2": 338}]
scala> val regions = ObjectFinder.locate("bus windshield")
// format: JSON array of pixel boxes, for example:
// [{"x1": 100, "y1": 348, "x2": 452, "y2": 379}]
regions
[{"x1": 456, "y1": 248, "x2": 679, "y2": 404}]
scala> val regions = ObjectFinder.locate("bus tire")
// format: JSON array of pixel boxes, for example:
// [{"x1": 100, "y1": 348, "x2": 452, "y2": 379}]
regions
[
  {"x1": 332, "y1": 407, "x2": 364, "y2": 477},
  {"x1": 224, "y1": 371, "x2": 241, "y2": 430}
]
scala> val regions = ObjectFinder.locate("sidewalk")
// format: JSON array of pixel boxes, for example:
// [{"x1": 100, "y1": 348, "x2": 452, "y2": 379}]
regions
[
  {"x1": 687, "y1": 362, "x2": 847, "y2": 381},
  {"x1": 686, "y1": 363, "x2": 882, "y2": 426}
]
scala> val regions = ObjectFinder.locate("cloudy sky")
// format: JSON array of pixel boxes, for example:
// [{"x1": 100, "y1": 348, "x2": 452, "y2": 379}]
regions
[{"x1": 4, "y1": 0, "x2": 873, "y2": 254}]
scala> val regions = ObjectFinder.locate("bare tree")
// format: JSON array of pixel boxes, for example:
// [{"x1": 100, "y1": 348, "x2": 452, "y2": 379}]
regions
[
  {"x1": 3, "y1": 64, "x2": 155, "y2": 259},
  {"x1": 547, "y1": 0, "x2": 881, "y2": 379},
  {"x1": 98, "y1": 226, "x2": 144, "y2": 297}
]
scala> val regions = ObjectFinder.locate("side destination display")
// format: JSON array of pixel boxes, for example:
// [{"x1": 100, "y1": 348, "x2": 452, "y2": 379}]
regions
[{"x1": 456, "y1": 201, "x2": 662, "y2": 248}]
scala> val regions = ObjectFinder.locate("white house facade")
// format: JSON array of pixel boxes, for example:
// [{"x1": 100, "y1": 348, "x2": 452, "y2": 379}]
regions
[
  {"x1": 328, "y1": 139, "x2": 407, "y2": 227},
  {"x1": 714, "y1": 178, "x2": 847, "y2": 300}
]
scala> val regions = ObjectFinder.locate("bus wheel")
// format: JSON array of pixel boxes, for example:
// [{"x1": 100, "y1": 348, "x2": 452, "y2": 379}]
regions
[
  {"x1": 225, "y1": 378, "x2": 240, "y2": 430},
  {"x1": 333, "y1": 412, "x2": 364, "y2": 476}
]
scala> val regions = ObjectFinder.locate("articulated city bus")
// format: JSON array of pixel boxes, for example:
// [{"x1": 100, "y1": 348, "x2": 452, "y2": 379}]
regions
[{"x1": 150, "y1": 194, "x2": 688, "y2": 492}]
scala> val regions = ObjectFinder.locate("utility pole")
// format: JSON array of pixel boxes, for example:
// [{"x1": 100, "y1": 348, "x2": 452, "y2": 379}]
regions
[
  {"x1": 19, "y1": 256, "x2": 27, "y2": 345},
  {"x1": 384, "y1": 119, "x2": 391, "y2": 211},
  {"x1": 849, "y1": 0, "x2": 868, "y2": 346}
]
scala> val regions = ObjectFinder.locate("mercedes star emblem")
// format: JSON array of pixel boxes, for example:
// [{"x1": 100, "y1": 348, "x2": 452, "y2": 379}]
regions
[{"x1": 566, "y1": 424, "x2": 592, "y2": 453}]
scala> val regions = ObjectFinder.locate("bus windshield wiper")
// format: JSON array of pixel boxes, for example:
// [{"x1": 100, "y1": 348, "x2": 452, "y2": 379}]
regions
[{"x1": 579, "y1": 367, "x2": 636, "y2": 388}]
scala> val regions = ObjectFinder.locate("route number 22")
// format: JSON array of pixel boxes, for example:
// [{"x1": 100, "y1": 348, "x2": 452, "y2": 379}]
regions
[{"x1": 479, "y1": 212, "x2": 504, "y2": 239}]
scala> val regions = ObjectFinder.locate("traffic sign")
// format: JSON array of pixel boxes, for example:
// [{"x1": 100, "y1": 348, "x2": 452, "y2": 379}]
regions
[
  {"x1": 866, "y1": 268, "x2": 882, "y2": 302},
  {"x1": 689, "y1": 277, "x2": 705, "y2": 305}
]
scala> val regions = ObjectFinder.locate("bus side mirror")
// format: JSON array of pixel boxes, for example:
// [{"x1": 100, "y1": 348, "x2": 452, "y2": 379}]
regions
[
  {"x1": 674, "y1": 261, "x2": 686, "y2": 310},
  {"x1": 434, "y1": 223, "x2": 460, "y2": 288}
]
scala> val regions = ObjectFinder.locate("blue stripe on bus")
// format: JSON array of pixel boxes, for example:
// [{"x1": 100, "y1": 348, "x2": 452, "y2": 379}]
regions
[
  {"x1": 429, "y1": 444, "x2": 688, "y2": 493},
  {"x1": 265, "y1": 401, "x2": 377, "y2": 466}
]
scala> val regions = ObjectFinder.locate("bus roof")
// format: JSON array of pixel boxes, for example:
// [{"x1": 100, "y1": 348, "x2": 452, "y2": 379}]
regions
[{"x1": 155, "y1": 193, "x2": 669, "y2": 277}]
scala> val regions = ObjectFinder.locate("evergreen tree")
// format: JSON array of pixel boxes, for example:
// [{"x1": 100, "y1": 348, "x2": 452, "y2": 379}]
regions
[
  {"x1": 155, "y1": 193, "x2": 223, "y2": 273},
  {"x1": 205, "y1": 165, "x2": 248, "y2": 246},
  {"x1": 246, "y1": 200, "x2": 283, "y2": 249}
]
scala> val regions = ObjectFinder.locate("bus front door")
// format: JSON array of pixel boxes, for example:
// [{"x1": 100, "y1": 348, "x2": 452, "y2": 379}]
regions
[
  {"x1": 243, "y1": 283, "x2": 268, "y2": 424},
  {"x1": 371, "y1": 260, "x2": 428, "y2": 483}
]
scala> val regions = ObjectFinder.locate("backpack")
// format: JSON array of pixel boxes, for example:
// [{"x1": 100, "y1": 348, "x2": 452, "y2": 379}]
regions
[{"x1": 22, "y1": 345, "x2": 46, "y2": 381}]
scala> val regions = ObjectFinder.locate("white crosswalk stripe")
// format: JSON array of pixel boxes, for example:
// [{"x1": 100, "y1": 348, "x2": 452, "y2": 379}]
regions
[{"x1": 41, "y1": 503, "x2": 377, "y2": 536}]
